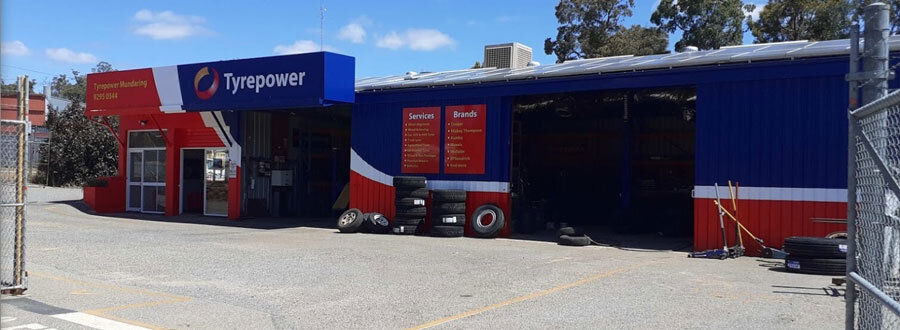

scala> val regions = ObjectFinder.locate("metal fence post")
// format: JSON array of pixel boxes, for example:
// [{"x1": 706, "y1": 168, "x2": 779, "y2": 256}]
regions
[{"x1": 846, "y1": 23, "x2": 860, "y2": 330}]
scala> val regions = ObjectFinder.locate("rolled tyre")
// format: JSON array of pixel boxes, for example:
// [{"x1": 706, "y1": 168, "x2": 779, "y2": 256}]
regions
[
  {"x1": 336, "y1": 208, "x2": 364, "y2": 233},
  {"x1": 393, "y1": 176, "x2": 426, "y2": 189},
  {"x1": 393, "y1": 217, "x2": 423, "y2": 226},
  {"x1": 433, "y1": 202, "x2": 466, "y2": 215},
  {"x1": 396, "y1": 207, "x2": 427, "y2": 218},
  {"x1": 431, "y1": 225, "x2": 464, "y2": 237},
  {"x1": 392, "y1": 225, "x2": 418, "y2": 235},
  {"x1": 432, "y1": 189, "x2": 466, "y2": 203},
  {"x1": 558, "y1": 227, "x2": 582, "y2": 237},
  {"x1": 433, "y1": 214, "x2": 465, "y2": 226},
  {"x1": 558, "y1": 234, "x2": 591, "y2": 246},
  {"x1": 784, "y1": 256, "x2": 846, "y2": 276},
  {"x1": 470, "y1": 204, "x2": 505, "y2": 238},
  {"x1": 396, "y1": 198, "x2": 426, "y2": 208},
  {"x1": 783, "y1": 237, "x2": 847, "y2": 259},
  {"x1": 396, "y1": 188, "x2": 429, "y2": 199},
  {"x1": 365, "y1": 213, "x2": 391, "y2": 234}
]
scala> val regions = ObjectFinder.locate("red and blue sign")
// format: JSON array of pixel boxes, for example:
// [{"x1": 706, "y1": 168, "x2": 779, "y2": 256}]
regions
[{"x1": 86, "y1": 52, "x2": 354, "y2": 117}]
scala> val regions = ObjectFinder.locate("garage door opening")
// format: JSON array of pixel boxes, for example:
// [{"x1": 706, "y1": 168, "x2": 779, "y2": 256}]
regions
[
  {"x1": 241, "y1": 106, "x2": 351, "y2": 219},
  {"x1": 511, "y1": 88, "x2": 696, "y2": 238}
]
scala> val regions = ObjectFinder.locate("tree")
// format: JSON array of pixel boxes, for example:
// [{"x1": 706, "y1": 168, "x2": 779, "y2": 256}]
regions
[
  {"x1": 651, "y1": 0, "x2": 747, "y2": 51},
  {"x1": 39, "y1": 61, "x2": 119, "y2": 186},
  {"x1": 544, "y1": 0, "x2": 668, "y2": 62},
  {"x1": 603, "y1": 25, "x2": 670, "y2": 57},
  {"x1": 471, "y1": 61, "x2": 482, "y2": 69},
  {"x1": 748, "y1": 0, "x2": 854, "y2": 43}
]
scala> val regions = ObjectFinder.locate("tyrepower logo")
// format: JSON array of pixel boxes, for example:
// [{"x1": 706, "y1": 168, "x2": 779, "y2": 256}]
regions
[
  {"x1": 193, "y1": 66, "x2": 220, "y2": 100},
  {"x1": 223, "y1": 71, "x2": 306, "y2": 95}
]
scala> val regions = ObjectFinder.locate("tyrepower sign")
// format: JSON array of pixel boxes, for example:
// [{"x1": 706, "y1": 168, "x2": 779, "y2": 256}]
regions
[{"x1": 86, "y1": 52, "x2": 354, "y2": 117}]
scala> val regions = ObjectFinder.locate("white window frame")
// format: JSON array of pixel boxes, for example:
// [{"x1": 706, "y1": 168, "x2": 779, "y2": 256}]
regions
[{"x1": 126, "y1": 129, "x2": 167, "y2": 214}]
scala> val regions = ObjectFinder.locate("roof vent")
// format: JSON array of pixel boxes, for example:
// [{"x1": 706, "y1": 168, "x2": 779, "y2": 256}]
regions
[
  {"x1": 527, "y1": 61, "x2": 540, "y2": 67},
  {"x1": 682, "y1": 46, "x2": 699, "y2": 52},
  {"x1": 484, "y1": 42, "x2": 532, "y2": 69},
  {"x1": 404, "y1": 71, "x2": 419, "y2": 80}
]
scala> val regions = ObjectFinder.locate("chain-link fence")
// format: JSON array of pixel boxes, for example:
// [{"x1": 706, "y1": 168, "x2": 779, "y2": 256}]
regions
[
  {"x1": 0, "y1": 119, "x2": 27, "y2": 292},
  {"x1": 849, "y1": 90, "x2": 900, "y2": 329}
]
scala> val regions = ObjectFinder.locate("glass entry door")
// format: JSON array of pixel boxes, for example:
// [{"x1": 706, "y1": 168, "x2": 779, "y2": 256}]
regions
[
  {"x1": 126, "y1": 131, "x2": 167, "y2": 214},
  {"x1": 204, "y1": 149, "x2": 229, "y2": 216}
]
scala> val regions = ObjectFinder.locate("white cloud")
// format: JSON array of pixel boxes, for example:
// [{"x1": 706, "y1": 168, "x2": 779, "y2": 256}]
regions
[
  {"x1": 744, "y1": 3, "x2": 764, "y2": 20},
  {"x1": 133, "y1": 9, "x2": 210, "y2": 40},
  {"x1": 1, "y1": 40, "x2": 29, "y2": 56},
  {"x1": 376, "y1": 29, "x2": 455, "y2": 51},
  {"x1": 45, "y1": 48, "x2": 98, "y2": 63},
  {"x1": 273, "y1": 40, "x2": 337, "y2": 55},
  {"x1": 338, "y1": 23, "x2": 366, "y2": 43},
  {"x1": 376, "y1": 31, "x2": 405, "y2": 50}
]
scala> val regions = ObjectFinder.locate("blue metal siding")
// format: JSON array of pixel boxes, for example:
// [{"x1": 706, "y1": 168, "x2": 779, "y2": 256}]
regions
[
  {"x1": 695, "y1": 76, "x2": 848, "y2": 189},
  {"x1": 352, "y1": 96, "x2": 510, "y2": 183}
]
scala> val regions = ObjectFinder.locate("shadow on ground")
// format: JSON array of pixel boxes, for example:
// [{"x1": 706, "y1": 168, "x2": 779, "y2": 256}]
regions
[
  {"x1": 41, "y1": 198, "x2": 694, "y2": 251},
  {"x1": 42, "y1": 199, "x2": 334, "y2": 230}
]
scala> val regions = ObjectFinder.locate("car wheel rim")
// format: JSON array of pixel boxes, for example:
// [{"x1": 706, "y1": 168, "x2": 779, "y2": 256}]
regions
[
  {"x1": 475, "y1": 210, "x2": 496, "y2": 229},
  {"x1": 339, "y1": 212, "x2": 356, "y2": 226}
]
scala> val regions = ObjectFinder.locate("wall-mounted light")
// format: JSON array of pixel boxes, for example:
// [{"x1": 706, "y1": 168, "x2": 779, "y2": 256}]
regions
[{"x1": 139, "y1": 120, "x2": 147, "y2": 126}]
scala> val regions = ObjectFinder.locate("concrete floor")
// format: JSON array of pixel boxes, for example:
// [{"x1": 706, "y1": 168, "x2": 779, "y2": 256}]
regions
[{"x1": 0, "y1": 186, "x2": 845, "y2": 329}]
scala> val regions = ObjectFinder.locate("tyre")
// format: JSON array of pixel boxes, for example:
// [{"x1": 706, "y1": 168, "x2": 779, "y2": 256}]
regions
[
  {"x1": 558, "y1": 234, "x2": 591, "y2": 246},
  {"x1": 431, "y1": 225, "x2": 464, "y2": 237},
  {"x1": 336, "y1": 208, "x2": 364, "y2": 233},
  {"x1": 558, "y1": 227, "x2": 582, "y2": 237},
  {"x1": 396, "y1": 207, "x2": 426, "y2": 218},
  {"x1": 364, "y1": 213, "x2": 391, "y2": 234},
  {"x1": 395, "y1": 198, "x2": 426, "y2": 208},
  {"x1": 392, "y1": 225, "x2": 418, "y2": 235},
  {"x1": 433, "y1": 214, "x2": 465, "y2": 226},
  {"x1": 783, "y1": 237, "x2": 847, "y2": 259},
  {"x1": 470, "y1": 204, "x2": 505, "y2": 238},
  {"x1": 393, "y1": 176, "x2": 426, "y2": 188},
  {"x1": 433, "y1": 202, "x2": 466, "y2": 215},
  {"x1": 396, "y1": 188, "x2": 429, "y2": 199},
  {"x1": 784, "y1": 256, "x2": 846, "y2": 276},
  {"x1": 432, "y1": 189, "x2": 466, "y2": 203},
  {"x1": 393, "y1": 217, "x2": 423, "y2": 226}
]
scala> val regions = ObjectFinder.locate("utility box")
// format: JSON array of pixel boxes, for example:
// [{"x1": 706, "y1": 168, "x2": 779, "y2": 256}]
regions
[{"x1": 271, "y1": 170, "x2": 293, "y2": 187}]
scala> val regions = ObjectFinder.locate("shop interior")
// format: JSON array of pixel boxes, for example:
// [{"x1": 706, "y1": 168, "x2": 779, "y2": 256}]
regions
[
  {"x1": 240, "y1": 106, "x2": 352, "y2": 220},
  {"x1": 511, "y1": 88, "x2": 696, "y2": 237}
]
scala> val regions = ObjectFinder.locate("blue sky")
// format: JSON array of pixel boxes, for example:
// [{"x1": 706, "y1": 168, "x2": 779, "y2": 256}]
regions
[{"x1": 0, "y1": 0, "x2": 764, "y2": 86}]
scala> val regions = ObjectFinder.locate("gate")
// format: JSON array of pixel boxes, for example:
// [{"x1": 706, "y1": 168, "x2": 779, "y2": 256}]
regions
[{"x1": 0, "y1": 119, "x2": 28, "y2": 293}]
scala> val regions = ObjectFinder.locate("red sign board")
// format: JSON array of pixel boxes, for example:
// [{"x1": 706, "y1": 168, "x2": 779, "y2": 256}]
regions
[
  {"x1": 444, "y1": 104, "x2": 486, "y2": 174},
  {"x1": 401, "y1": 107, "x2": 441, "y2": 174},
  {"x1": 85, "y1": 68, "x2": 161, "y2": 116}
]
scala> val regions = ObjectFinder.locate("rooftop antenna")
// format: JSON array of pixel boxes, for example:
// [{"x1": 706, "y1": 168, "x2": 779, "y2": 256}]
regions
[{"x1": 320, "y1": 0, "x2": 326, "y2": 51}]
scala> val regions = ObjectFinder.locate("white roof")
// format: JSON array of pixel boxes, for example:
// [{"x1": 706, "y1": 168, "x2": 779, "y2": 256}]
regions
[{"x1": 356, "y1": 36, "x2": 900, "y2": 92}]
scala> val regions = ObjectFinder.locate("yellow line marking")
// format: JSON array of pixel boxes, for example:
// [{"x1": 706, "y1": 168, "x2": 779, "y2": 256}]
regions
[
  {"x1": 30, "y1": 271, "x2": 189, "y2": 300},
  {"x1": 69, "y1": 290, "x2": 95, "y2": 295},
  {"x1": 408, "y1": 258, "x2": 672, "y2": 330},
  {"x1": 29, "y1": 270, "x2": 193, "y2": 329},
  {"x1": 83, "y1": 297, "x2": 192, "y2": 314}
]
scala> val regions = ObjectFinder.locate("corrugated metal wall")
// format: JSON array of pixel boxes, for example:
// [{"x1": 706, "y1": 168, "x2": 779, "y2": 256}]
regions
[
  {"x1": 242, "y1": 112, "x2": 272, "y2": 213},
  {"x1": 693, "y1": 75, "x2": 848, "y2": 252}
]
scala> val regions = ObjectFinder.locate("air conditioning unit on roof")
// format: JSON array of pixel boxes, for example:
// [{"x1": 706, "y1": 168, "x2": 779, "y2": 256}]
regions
[{"x1": 484, "y1": 42, "x2": 532, "y2": 69}]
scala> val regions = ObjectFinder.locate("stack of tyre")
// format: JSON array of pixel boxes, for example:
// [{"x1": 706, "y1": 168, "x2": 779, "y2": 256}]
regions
[
  {"x1": 783, "y1": 237, "x2": 847, "y2": 276},
  {"x1": 430, "y1": 190, "x2": 466, "y2": 237},
  {"x1": 393, "y1": 176, "x2": 428, "y2": 235}
]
